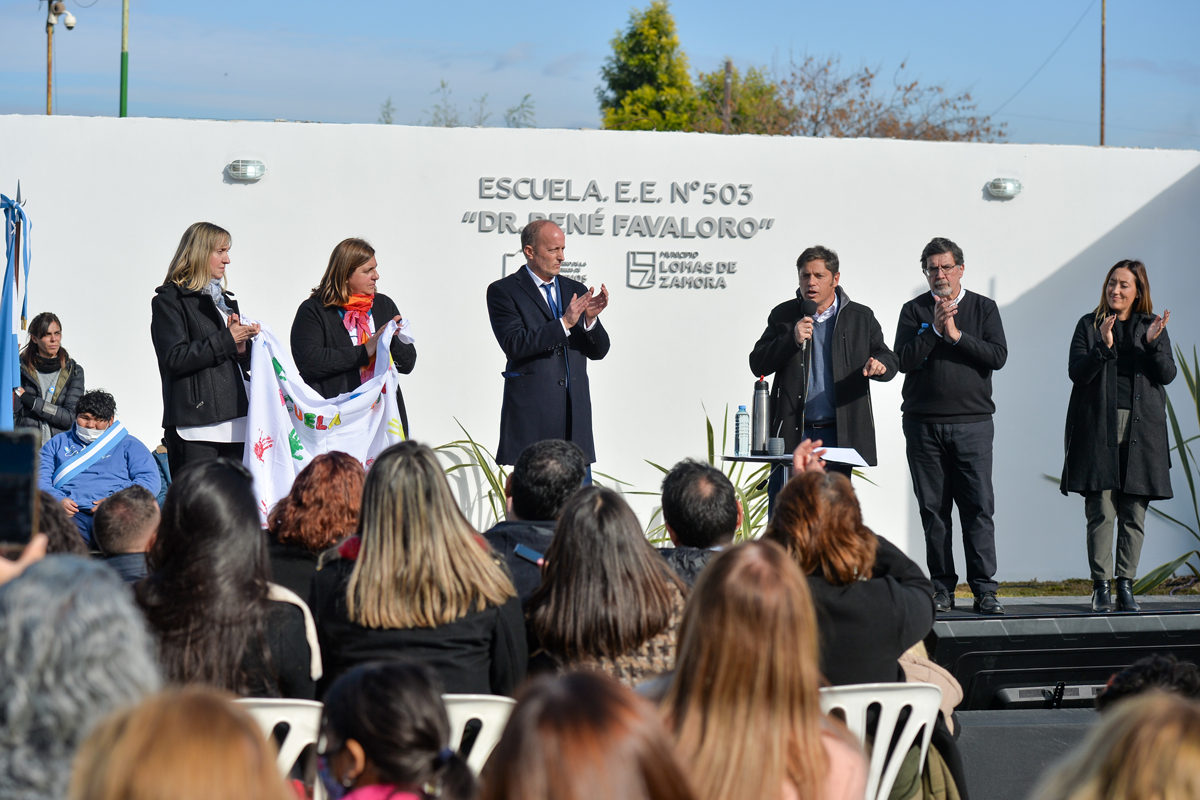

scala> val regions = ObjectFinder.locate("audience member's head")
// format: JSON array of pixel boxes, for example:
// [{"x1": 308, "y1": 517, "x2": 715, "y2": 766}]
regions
[
  {"x1": 136, "y1": 459, "x2": 274, "y2": 694},
  {"x1": 482, "y1": 671, "x2": 697, "y2": 800},
  {"x1": 660, "y1": 459, "x2": 740, "y2": 549},
  {"x1": 528, "y1": 485, "x2": 684, "y2": 663},
  {"x1": 0, "y1": 556, "x2": 160, "y2": 799},
  {"x1": 268, "y1": 451, "x2": 365, "y2": 553},
  {"x1": 93, "y1": 485, "x2": 160, "y2": 556},
  {"x1": 319, "y1": 661, "x2": 474, "y2": 800},
  {"x1": 508, "y1": 439, "x2": 587, "y2": 521},
  {"x1": 69, "y1": 687, "x2": 291, "y2": 800},
  {"x1": 348, "y1": 441, "x2": 514, "y2": 629},
  {"x1": 1096, "y1": 654, "x2": 1200, "y2": 712},
  {"x1": 765, "y1": 471, "x2": 878, "y2": 584},
  {"x1": 76, "y1": 389, "x2": 117, "y2": 426},
  {"x1": 1030, "y1": 691, "x2": 1200, "y2": 800},
  {"x1": 38, "y1": 489, "x2": 89, "y2": 555},
  {"x1": 665, "y1": 540, "x2": 841, "y2": 800}
]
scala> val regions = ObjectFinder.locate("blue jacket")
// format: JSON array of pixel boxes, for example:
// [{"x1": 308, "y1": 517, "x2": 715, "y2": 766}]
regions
[{"x1": 38, "y1": 426, "x2": 161, "y2": 509}]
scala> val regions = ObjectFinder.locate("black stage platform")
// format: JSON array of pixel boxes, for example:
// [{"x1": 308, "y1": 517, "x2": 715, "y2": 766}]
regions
[
  {"x1": 928, "y1": 595, "x2": 1200, "y2": 711},
  {"x1": 929, "y1": 596, "x2": 1200, "y2": 800}
]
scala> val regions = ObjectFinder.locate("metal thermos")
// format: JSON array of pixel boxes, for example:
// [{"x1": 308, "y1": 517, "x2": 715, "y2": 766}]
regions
[{"x1": 751, "y1": 377, "x2": 770, "y2": 455}]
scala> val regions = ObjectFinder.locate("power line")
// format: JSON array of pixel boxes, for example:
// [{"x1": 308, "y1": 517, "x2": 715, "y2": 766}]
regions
[
  {"x1": 989, "y1": 0, "x2": 1098, "y2": 117},
  {"x1": 998, "y1": 111, "x2": 1200, "y2": 140}
]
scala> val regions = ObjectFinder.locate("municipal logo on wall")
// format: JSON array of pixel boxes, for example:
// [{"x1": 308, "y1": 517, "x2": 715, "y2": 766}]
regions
[
  {"x1": 627, "y1": 252, "x2": 656, "y2": 289},
  {"x1": 627, "y1": 251, "x2": 736, "y2": 290}
]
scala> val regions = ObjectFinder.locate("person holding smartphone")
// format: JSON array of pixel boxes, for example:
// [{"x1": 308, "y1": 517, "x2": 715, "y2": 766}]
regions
[{"x1": 1060, "y1": 260, "x2": 1175, "y2": 613}]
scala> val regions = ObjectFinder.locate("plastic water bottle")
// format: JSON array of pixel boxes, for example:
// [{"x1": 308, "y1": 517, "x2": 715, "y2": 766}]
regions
[{"x1": 734, "y1": 405, "x2": 750, "y2": 456}]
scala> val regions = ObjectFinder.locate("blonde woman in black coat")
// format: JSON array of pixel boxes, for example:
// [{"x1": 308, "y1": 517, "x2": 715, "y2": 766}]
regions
[
  {"x1": 151, "y1": 222, "x2": 260, "y2": 476},
  {"x1": 1061, "y1": 260, "x2": 1175, "y2": 613}
]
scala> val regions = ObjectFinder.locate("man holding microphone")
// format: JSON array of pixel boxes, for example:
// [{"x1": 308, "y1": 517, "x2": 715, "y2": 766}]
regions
[{"x1": 750, "y1": 245, "x2": 897, "y2": 507}]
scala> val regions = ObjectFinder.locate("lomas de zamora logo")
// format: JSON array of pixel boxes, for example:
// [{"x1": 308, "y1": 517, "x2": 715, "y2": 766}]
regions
[{"x1": 627, "y1": 252, "x2": 738, "y2": 289}]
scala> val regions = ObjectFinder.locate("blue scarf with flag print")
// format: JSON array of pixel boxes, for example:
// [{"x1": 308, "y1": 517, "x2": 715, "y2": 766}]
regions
[{"x1": 52, "y1": 421, "x2": 129, "y2": 489}]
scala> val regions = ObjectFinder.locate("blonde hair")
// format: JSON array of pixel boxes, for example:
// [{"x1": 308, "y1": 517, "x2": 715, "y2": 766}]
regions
[
  {"x1": 312, "y1": 238, "x2": 375, "y2": 307},
  {"x1": 163, "y1": 222, "x2": 231, "y2": 292},
  {"x1": 347, "y1": 441, "x2": 516, "y2": 628},
  {"x1": 69, "y1": 687, "x2": 291, "y2": 800},
  {"x1": 1031, "y1": 691, "x2": 1200, "y2": 800},
  {"x1": 664, "y1": 541, "x2": 838, "y2": 800}
]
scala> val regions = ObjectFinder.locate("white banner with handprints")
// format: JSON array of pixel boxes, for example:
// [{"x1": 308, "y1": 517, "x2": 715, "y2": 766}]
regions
[{"x1": 242, "y1": 319, "x2": 405, "y2": 526}]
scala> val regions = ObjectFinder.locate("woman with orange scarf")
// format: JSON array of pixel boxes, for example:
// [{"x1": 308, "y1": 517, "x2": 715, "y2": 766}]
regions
[{"x1": 291, "y1": 238, "x2": 417, "y2": 438}]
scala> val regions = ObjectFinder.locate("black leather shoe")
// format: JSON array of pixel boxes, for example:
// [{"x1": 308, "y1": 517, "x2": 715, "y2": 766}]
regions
[
  {"x1": 973, "y1": 592, "x2": 1005, "y2": 615},
  {"x1": 1091, "y1": 580, "x2": 1116, "y2": 612},
  {"x1": 933, "y1": 590, "x2": 954, "y2": 613},
  {"x1": 1115, "y1": 578, "x2": 1141, "y2": 612}
]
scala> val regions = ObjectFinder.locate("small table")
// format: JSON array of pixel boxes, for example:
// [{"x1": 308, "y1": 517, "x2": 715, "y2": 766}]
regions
[{"x1": 720, "y1": 453, "x2": 794, "y2": 484}]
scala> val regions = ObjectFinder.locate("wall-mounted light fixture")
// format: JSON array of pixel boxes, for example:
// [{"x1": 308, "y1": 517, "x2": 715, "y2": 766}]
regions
[
  {"x1": 227, "y1": 160, "x2": 267, "y2": 181},
  {"x1": 986, "y1": 177, "x2": 1022, "y2": 199}
]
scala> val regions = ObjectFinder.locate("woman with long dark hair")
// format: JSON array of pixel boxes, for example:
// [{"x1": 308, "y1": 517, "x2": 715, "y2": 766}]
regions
[
  {"x1": 291, "y1": 238, "x2": 416, "y2": 437},
  {"x1": 267, "y1": 451, "x2": 365, "y2": 598},
  {"x1": 137, "y1": 459, "x2": 315, "y2": 699},
  {"x1": 151, "y1": 222, "x2": 259, "y2": 476},
  {"x1": 309, "y1": 441, "x2": 524, "y2": 696},
  {"x1": 13, "y1": 311, "x2": 85, "y2": 446},
  {"x1": 317, "y1": 661, "x2": 475, "y2": 800},
  {"x1": 526, "y1": 486, "x2": 685, "y2": 686},
  {"x1": 482, "y1": 671, "x2": 697, "y2": 800},
  {"x1": 1061, "y1": 260, "x2": 1175, "y2": 612},
  {"x1": 663, "y1": 541, "x2": 866, "y2": 800}
]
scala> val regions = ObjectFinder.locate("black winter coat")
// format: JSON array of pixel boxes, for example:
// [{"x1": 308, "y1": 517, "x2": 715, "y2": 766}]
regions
[
  {"x1": 748, "y1": 287, "x2": 897, "y2": 464},
  {"x1": 807, "y1": 535, "x2": 935, "y2": 686},
  {"x1": 290, "y1": 294, "x2": 417, "y2": 438},
  {"x1": 151, "y1": 284, "x2": 251, "y2": 428},
  {"x1": 486, "y1": 270, "x2": 610, "y2": 465},
  {"x1": 1060, "y1": 313, "x2": 1176, "y2": 499},
  {"x1": 15, "y1": 358, "x2": 84, "y2": 442},
  {"x1": 482, "y1": 519, "x2": 556, "y2": 604}
]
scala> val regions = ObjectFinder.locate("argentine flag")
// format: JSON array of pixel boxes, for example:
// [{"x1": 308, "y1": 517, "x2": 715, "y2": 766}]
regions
[{"x1": 1, "y1": 194, "x2": 32, "y2": 431}]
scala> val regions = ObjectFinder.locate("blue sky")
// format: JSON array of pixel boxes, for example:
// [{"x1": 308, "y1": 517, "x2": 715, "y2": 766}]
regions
[{"x1": 1, "y1": 0, "x2": 1197, "y2": 149}]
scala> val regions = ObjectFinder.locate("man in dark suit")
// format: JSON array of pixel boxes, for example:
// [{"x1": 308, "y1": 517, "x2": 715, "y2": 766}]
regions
[
  {"x1": 894, "y1": 237, "x2": 1008, "y2": 616},
  {"x1": 483, "y1": 439, "x2": 586, "y2": 602},
  {"x1": 486, "y1": 220, "x2": 610, "y2": 466}
]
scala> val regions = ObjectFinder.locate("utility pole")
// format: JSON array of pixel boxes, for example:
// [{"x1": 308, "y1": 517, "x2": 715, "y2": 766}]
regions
[
  {"x1": 722, "y1": 59, "x2": 732, "y2": 135},
  {"x1": 46, "y1": 10, "x2": 54, "y2": 114},
  {"x1": 120, "y1": 0, "x2": 129, "y2": 117},
  {"x1": 1100, "y1": 0, "x2": 1106, "y2": 146},
  {"x1": 44, "y1": 2, "x2": 76, "y2": 116}
]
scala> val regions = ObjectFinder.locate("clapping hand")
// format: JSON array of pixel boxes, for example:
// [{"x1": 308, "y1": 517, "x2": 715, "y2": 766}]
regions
[
  {"x1": 934, "y1": 298, "x2": 960, "y2": 342},
  {"x1": 227, "y1": 313, "x2": 260, "y2": 354},
  {"x1": 584, "y1": 284, "x2": 609, "y2": 324},
  {"x1": 1101, "y1": 314, "x2": 1116, "y2": 348},
  {"x1": 365, "y1": 315, "x2": 403, "y2": 356},
  {"x1": 1146, "y1": 310, "x2": 1170, "y2": 343},
  {"x1": 562, "y1": 292, "x2": 590, "y2": 328}
]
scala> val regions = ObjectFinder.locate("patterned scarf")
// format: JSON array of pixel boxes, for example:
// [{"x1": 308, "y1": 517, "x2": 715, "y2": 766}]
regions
[{"x1": 342, "y1": 293, "x2": 375, "y2": 383}]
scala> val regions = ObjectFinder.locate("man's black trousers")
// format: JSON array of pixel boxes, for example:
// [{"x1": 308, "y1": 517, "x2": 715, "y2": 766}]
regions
[{"x1": 902, "y1": 417, "x2": 998, "y2": 595}]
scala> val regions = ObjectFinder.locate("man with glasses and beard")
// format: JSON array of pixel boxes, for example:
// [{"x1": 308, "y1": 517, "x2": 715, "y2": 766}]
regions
[{"x1": 895, "y1": 238, "x2": 1008, "y2": 616}]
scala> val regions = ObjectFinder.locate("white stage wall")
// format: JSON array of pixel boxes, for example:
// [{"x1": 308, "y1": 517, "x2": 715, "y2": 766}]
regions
[{"x1": 3, "y1": 114, "x2": 1199, "y2": 581}]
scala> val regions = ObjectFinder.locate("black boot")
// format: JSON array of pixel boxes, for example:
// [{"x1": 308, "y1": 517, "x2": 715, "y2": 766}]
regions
[
  {"x1": 1091, "y1": 580, "x2": 1116, "y2": 612},
  {"x1": 1115, "y1": 578, "x2": 1140, "y2": 612}
]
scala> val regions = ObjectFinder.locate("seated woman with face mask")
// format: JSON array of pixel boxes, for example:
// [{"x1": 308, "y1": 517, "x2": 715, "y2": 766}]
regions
[{"x1": 36, "y1": 389, "x2": 160, "y2": 545}]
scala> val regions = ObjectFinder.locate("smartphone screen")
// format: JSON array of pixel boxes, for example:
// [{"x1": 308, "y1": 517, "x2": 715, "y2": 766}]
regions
[{"x1": 0, "y1": 430, "x2": 39, "y2": 554}]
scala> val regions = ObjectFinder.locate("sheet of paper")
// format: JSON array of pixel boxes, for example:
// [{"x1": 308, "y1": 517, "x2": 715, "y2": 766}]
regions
[{"x1": 818, "y1": 447, "x2": 868, "y2": 467}]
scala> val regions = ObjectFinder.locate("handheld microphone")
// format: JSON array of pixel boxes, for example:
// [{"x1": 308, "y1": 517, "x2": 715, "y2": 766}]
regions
[{"x1": 799, "y1": 298, "x2": 819, "y2": 353}]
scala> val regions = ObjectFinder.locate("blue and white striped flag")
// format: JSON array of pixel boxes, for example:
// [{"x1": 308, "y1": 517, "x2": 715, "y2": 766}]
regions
[{"x1": 1, "y1": 193, "x2": 32, "y2": 431}]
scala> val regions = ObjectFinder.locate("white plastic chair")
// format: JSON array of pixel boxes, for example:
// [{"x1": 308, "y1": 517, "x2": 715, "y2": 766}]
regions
[
  {"x1": 237, "y1": 698, "x2": 325, "y2": 799},
  {"x1": 819, "y1": 682, "x2": 943, "y2": 800},
  {"x1": 442, "y1": 694, "x2": 517, "y2": 775}
]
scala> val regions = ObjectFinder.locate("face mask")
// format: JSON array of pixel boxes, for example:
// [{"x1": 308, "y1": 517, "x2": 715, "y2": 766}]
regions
[
  {"x1": 317, "y1": 755, "x2": 349, "y2": 800},
  {"x1": 75, "y1": 424, "x2": 105, "y2": 443}
]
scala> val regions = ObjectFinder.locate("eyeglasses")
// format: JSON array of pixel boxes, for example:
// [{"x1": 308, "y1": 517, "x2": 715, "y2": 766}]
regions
[{"x1": 922, "y1": 264, "x2": 960, "y2": 277}]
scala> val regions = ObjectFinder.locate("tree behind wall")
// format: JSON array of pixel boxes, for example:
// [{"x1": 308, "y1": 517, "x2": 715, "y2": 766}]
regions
[
  {"x1": 597, "y1": 0, "x2": 695, "y2": 131},
  {"x1": 692, "y1": 64, "x2": 792, "y2": 135}
]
